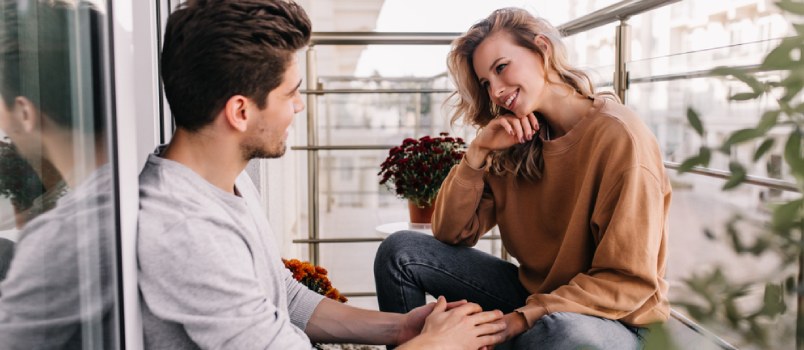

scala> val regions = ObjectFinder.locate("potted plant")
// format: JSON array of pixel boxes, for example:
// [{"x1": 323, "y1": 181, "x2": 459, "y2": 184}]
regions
[{"x1": 378, "y1": 133, "x2": 466, "y2": 223}]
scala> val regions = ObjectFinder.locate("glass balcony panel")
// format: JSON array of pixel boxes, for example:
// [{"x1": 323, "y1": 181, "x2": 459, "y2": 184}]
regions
[
  {"x1": 667, "y1": 169, "x2": 797, "y2": 349},
  {"x1": 0, "y1": 2, "x2": 121, "y2": 348}
]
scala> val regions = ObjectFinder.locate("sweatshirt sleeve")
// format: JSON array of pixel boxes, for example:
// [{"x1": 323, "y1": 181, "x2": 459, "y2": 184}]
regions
[
  {"x1": 431, "y1": 158, "x2": 497, "y2": 246},
  {"x1": 284, "y1": 265, "x2": 326, "y2": 331},
  {"x1": 516, "y1": 166, "x2": 668, "y2": 326},
  {"x1": 138, "y1": 217, "x2": 314, "y2": 350}
]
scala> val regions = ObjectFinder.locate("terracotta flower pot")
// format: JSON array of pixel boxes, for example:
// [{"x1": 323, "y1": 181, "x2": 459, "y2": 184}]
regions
[{"x1": 408, "y1": 201, "x2": 434, "y2": 224}]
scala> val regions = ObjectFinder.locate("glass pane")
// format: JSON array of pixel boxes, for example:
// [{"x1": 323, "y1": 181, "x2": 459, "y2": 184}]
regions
[
  {"x1": 666, "y1": 172, "x2": 797, "y2": 349},
  {"x1": 0, "y1": 1, "x2": 120, "y2": 349},
  {"x1": 620, "y1": 1, "x2": 797, "y2": 348}
]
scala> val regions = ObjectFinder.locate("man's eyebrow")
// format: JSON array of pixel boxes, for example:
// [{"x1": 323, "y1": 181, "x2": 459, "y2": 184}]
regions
[{"x1": 289, "y1": 79, "x2": 302, "y2": 95}]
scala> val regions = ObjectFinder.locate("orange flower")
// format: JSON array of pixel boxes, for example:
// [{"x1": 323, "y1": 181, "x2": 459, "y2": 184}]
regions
[{"x1": 282, "y1": 258, "x2": 348, "y2": 303}]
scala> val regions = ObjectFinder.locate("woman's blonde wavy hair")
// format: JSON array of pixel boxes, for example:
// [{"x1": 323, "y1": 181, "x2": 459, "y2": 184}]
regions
[{"x1": 446, "y1": 7, "x2": 613, "y2": 181}]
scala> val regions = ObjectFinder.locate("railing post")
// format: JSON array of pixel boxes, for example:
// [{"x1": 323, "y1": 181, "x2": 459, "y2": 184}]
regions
[
  {"x1": 306, "y1": 46, "x2": 320, "y2": 265},
  {"x1": 614, "y1": 19, "x2": 630, "y2": 103}
]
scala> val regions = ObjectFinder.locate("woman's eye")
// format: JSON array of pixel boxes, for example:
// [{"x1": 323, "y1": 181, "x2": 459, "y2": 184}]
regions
[
  {"x1": 495, "y1": 63, "x2": 507, "y2": 74},
  {"x1": 481, "y1": 81, "x2": 490, "y2": 90}
]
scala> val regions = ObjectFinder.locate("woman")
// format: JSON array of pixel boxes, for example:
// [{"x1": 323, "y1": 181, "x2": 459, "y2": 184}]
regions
[{"x1": 375, "y1": 7, "x2": 670, "y2": 349}]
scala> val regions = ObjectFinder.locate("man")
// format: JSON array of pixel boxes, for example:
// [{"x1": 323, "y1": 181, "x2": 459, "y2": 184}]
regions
[
  {"x1": 0, "y1": 1, "x2": 117, "y2": 348},
  {"x1": 137, "y1": 0, "x2": 505, "y2": 349}
]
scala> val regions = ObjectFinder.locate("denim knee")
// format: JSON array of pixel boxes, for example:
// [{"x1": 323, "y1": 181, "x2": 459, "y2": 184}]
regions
[
  {"x1": 513, "y1": 312, "x2": 641, "y2": 350},
  {"x1": 376, "y1": 231, "x2": 428, "y2": 263}
]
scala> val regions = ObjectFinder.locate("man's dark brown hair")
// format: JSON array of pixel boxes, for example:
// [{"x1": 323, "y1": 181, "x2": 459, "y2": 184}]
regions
[
  {"x1": 161, "y1": 0, "x2": 311, "y2": 131},
  {"x1": 0, "y1": 0, "x2": 106, "y2": 133}
]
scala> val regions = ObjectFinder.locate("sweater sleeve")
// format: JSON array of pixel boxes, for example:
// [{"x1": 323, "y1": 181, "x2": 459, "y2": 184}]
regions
[
  {"x1": 431, "y1": 158, "x2": 497, "y2": 246},
  {"x1": 284, "y1": 266, "x2": 326, "y2": 331},
  {"x1": 516, "y1": 166, "x2": 668, "y2": 326},
  {"x1": 138, "y1": 217, "x2": 314, "y2": 350}
]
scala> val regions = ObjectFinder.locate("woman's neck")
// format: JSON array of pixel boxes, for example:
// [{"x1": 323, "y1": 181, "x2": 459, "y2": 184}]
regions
[{"x1": 538, "y1": 89, "x2": 595, "y2": 139}]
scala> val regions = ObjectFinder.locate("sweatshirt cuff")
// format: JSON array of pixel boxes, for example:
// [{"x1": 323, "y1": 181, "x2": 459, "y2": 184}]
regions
[
  {"x1": 290, "y1": 291, "x2": 326, "y2": 331},
  {"x1": 454, "y1": 158, "x2": 486, "y2": 188},
  {"x1": 515, "y1": 300, "x2": 549, "y2": 328}
]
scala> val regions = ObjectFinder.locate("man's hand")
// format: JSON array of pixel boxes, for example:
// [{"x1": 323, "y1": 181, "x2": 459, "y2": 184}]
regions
[{"x1": 395, "y1": 297, "x2": 469, "y2": 345}]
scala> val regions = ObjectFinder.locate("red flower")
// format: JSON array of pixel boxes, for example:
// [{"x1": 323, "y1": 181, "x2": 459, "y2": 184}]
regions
[{"x1": 377, "y1": 132, "x2": 466, "y2": 208}]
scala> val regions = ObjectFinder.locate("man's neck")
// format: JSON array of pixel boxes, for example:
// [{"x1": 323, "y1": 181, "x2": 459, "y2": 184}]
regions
[
  {"x1": 42, "y1": 128, "x2": 108, "y2": 188},
  {"x1": 163, "y1": 128, "x2": 247, "y2": 195}
]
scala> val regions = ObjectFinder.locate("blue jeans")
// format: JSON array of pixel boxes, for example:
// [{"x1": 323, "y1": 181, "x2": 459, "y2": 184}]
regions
[{"x1": 374, "y1": 231, "x2": 647, "y2": 349}]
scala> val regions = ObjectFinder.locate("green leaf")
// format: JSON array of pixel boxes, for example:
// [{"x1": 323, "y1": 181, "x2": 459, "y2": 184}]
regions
[
  {"x1": 761, "y1": 37, "x2": 801, "y2": 70},
  {"x1": 730, "y1": 92, "x2": 762, "y2": 101},
  {"x1": 711, "y1": 66, "x2": 765, "y2": 93},
  {"x1": 795, "y1": 23, "x2": 804, "y2": 36},
  {"x1": 781, "y1": 74, "x2": 804, "y2": 102},
  {"x1": 677, "y1": 147, "x2": 711, "y2": 173},
  {"x1": 722, "y1": 162, "x2": 747, "y2": 190},
  {"x1": 686, "y1": 108, "x2": 704, "y2": 136},
  {"x1": 756, "y1": 110, "x2": 781, "y2": 133},
  {"x1": 784, "y1": 129, "x2": 804, "y2": 179},
  {"x1": 760, "y1": 283, "x2": 786, "y2": 316},
  {"x1": 754, "y1": 138, "x2": 775, "y2": 161},
  {"x1": 777, "y1": 0, "x2": 804, "y2": 15},
  {"x1": 677, "y1": 157, "x2": 700, "y2": 174},
  {"x1": 771, "y1": 198, "x2": 803, "y2": 232},
  {"x1": 700, "y1": 147, "x2": 712, "y2": 166},
  {"x1": 795, "y1": 102, "x2": 804, "y2": 115},
  {"x1": 723, "y1": 128, "x2": 764, "y2": 148}
]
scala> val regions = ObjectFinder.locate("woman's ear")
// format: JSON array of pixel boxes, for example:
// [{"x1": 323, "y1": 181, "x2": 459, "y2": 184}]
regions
[
  {"x1": 534, "y1": 34, "x2": 552, "y2": 55},
  {"x1": 534, "y1": 34, "x2": 553, "y2": 70},
  {"x1": 223, "y1": 95, "x2": 249, "y2": 133}
]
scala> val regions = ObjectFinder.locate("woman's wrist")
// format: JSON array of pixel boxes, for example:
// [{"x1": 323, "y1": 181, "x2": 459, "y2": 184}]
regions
[
  {"x1": 503, "y1": 311, "x2": 529, "y2": 339},
  {"x1": 465, "y1": 143, "x2": 490, "y2": 169}
]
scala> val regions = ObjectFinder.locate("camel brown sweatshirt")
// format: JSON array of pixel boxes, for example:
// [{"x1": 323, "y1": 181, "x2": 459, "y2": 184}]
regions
[{"x1": 432, "y1": 97, "x2": 670, "y2": 328}]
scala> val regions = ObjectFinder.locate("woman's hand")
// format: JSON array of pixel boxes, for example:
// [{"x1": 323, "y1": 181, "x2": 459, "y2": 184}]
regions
[
  {"x1": 399, "y1": 296, "x2": 506, "y2": 349},
  {"x1": 465, "y1": 112, "x2": 539, "y2": 169},
  {"x1": 395, "y1": 297, "x2": 470, "y2": 345}
]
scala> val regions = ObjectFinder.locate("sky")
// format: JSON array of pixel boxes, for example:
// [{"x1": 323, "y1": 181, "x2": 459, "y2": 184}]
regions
[{"x1": 354, "y1": 0, "x2": 572, "y2": 77}]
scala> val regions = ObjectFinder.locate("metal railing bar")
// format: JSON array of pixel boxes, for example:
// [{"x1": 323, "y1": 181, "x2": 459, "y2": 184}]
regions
[
  {"x1": 670, "y1": 309, "x2": 739, "y2": 350},
  {"x1": 559, "y1": 0, "x2": 681, "y2": 36},
  {"x1": 629, "y1": 64, "x2": 765, "y2": 85},
  {"x1": 665, "y1": 161, "x2": 799, "y2": 193},
  {"x1": 311, "y1": 32, "x2": 461, "y2": 45},
  {"x1": 341, "y1": 292, "x2": 379, "y2": 298},
  {"x1": 305, "y1": 66, "x2": 777, "y2": 94},
  {"x1": 301, "y1": 88, "x2": 453, "y2": 94},
  {"x1": 319, "y1": 75, "x2": 444, "y2": 82},
  {"x1": 293, "y1": 236, "x2": 502, "y2": 244},
  {"x1": 289, "y1": 148, "x2": 799, "y2": 192},
  {"x1": 292, "y1": 145, "x2": 396, "y2": 151},
  {"x1": 309, "y1": 0, "x2": 680, "y2": 46}
]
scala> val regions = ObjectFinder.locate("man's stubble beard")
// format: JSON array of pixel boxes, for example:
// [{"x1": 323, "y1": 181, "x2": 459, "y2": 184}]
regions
[{"x1": 241, "y1": 139, "x2": 286, "y2": 160}]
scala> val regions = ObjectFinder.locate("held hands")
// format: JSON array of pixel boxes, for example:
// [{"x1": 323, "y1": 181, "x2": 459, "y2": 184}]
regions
[
  {"x1": 465, "y1": 112, "x2": 539, "y2": 169},
  {"x1": 399, "y1": 296, "x2": 506, "y2": 350}
]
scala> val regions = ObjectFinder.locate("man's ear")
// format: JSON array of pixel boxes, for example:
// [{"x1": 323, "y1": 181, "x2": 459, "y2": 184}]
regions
[
  {"x1": 222, "y1": 95, "x2": 250, "y2": 133},
  {"x1": 14, "y1": 96, "x2": 40, "y2": 133}
]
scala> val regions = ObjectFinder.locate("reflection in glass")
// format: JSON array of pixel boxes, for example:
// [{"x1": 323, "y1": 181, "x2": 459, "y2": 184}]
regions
[{"x1": 0, "y1": 1, "x2": 119, "y2": 349}]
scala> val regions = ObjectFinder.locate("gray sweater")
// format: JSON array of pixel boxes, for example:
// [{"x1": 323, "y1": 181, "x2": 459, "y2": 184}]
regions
[
  {"x1": 0, "y1": 165, "x2": 116, "y2": 349},
  {"x1": 138, "y1": 153, "x2": 324, "y2": 349}
]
